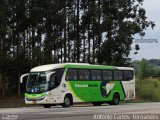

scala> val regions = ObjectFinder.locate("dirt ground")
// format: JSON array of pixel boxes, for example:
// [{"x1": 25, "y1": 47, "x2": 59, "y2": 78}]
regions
[{"x1": 0, "y1": 96, "x2": 25, "y2": 108}]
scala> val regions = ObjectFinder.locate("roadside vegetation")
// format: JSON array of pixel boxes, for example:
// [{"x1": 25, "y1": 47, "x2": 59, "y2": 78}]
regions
[
  {"x1": 0, "y1": 96, "x2": 40, "y2": 108},
  {"x1": 0, "y1": 96, "x2": 24, "y2": 108},
  {"x1": 136, "y1": 78, "x2": 160, "y2": 102},
  {"x1": 134, "y1": 59, "x2": 160, "y2": 102}
]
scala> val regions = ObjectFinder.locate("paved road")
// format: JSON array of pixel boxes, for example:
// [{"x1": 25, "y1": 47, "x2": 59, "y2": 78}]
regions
[{"x1": 0, "y1": 102, "x2": 160, "y2": 120}]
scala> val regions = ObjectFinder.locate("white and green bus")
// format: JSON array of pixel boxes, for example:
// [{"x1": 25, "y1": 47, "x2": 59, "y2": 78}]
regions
[{"x1": 20, "y1": 63, "x2": 135, "y2": 108}]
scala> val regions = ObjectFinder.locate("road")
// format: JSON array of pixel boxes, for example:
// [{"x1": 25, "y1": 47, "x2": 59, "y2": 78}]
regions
[{"x1": 0, "y1": 102, "x2": 160, "y2": 120}]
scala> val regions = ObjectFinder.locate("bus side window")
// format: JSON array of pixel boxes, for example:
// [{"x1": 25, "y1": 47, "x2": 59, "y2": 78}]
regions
[
  {"x1": 114, "y1": 71, "x2": 123, "y2": 80},
  {"x1": 79, "y1": 70, "x2": 90, "y2": 80},
  {"x1": 66, "y1": 69, "x2": 78, "y2": 81},
  {"x1": 124, "y1": 71, "x2": 133, "y2": 81},
  {"x1": 102, "y1": 70, "x2": 112, "y2": 80},
  {"x1": 91, "y1": 70, "x2": 102, "y2": 80}
]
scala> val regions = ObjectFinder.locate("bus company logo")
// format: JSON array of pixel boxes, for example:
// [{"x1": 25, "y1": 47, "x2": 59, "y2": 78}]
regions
[
  {"x1": 75, "y1": 84, "x2": 98, "y2": 88},
  {"x1": 100, "y1": 81, "x2": 115, "y2": 97},
  {"x1": 75, "y1": 84, "x2": 88, "y2": 88},
  {"x1": 2, "y1": 114, "x2": 18, "y2": 120}
]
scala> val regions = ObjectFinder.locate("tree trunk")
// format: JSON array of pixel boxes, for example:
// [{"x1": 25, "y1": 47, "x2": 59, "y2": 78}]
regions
[
  {"x1": 98, "y1": 0, "x2": 101, "y2": 54},
  {"x1": 18, "y1": 71, "x2": 21, "y2": 95},
  {"x1": 92, "y1": 36, "x2": 95, "y2": 64},
  {"x1": 83, "y1": 34, "x2": 86, "y2": 63},
  {"x1": 63, "y1": 1, "x2": 67, "y2": 62},
  {"x1": 88, "y1": 24, "x2": 91, "y2": 63},
  {"x1": 1, "y1": 74, "x2": 5, "y2": 97},
  {"x1": 76, "y1": 0, "x2": 80, "y2": 63},
  {"x1": 73, "y1": 5, "x2": 76, "y2": 62},
  {"x1": 67, "y1": 14, "x2": 70, "y2": 62}
]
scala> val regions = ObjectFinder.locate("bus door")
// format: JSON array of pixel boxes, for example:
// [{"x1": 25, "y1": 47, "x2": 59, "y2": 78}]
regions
[{"x1": 48, "y1": 73, "x2": 58, "y2": 102}]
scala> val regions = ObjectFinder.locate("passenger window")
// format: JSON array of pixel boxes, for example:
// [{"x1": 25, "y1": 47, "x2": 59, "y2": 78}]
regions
[
  {"x1": 91, "y1": 70, "x2": 102, "y2": 80},
  {"x1": 124, "y1": 71, "x2": 133, "y2": 81},
  {"x1": 114, "y1": 71, "x2": 123, "y2": 80},
  {"x1": 66, "y1": 69, "x2": 78, "y2": 80},
  {"x1": 79, "y1": 70, "x2": 90, "y2": 80},
  {"x1": 103, "y1": 71, "x2": 113, "y2": 80}
]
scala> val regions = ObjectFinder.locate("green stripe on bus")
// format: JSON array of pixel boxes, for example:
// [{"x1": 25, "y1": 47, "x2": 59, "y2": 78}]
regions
[{"x1": 25, "y1": 93, "x2": 46, "y2": 99}]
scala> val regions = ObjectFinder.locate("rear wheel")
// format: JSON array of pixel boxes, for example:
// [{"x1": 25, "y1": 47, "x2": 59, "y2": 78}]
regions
[
  {"x1": 43, "y1": 104, "x2": 51, "y2": 108},
  {"x1": 108, "y1": 93, "x2": 120, "y2": 105},
  {"x1": 62, "y1": 95, "x2": 72, "y2": 107},
  {"x1": 92, "y1": 102, "x2": 103, "y2": 106}
]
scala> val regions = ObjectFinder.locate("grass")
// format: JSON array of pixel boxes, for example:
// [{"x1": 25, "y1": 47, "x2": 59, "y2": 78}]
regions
[{"x1": 136, "y1": 78, "x2": 160, "y2": 102}]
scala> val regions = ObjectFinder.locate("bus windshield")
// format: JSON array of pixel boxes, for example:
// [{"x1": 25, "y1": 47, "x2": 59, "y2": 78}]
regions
[{"x1": 26, "y1": 72, "x2": 50, "y2": 94}]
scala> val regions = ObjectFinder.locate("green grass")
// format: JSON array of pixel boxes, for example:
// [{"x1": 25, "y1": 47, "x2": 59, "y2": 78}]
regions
[{"x1": 136, "y1": 78, "x2": 160, "y2": 102}]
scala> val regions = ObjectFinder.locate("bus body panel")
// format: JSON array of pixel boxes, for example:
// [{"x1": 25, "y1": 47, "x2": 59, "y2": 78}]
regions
[
  {"x1": 66, "y1": 81, "x2": 126, "y2": 102},
  {"x1": 121, "y1": 78, "x2": 135, "y2": 100}
]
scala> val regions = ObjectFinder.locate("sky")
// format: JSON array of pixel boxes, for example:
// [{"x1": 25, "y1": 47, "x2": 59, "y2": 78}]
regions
[{"x1": 130, "y1": 0, "x2": 160, "y2": 60}]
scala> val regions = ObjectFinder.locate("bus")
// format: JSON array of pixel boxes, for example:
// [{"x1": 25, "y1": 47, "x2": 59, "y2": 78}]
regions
[{"x1": 20, "y1": 63, "x2": 135, "y2": 108}]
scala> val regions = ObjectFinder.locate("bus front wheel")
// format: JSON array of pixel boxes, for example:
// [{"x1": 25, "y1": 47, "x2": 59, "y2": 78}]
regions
[
  {"x1": 62, "y1": 95, "x2": 72, "y2": 107},
  {"x1": 108, "y1": 93, "x2": 120, "y2": 105}
]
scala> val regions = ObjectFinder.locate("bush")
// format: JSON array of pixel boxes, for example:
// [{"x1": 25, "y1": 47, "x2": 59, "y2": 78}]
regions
[{"x1": 136, "y1": 78, "x2": 160, "y2": 102}]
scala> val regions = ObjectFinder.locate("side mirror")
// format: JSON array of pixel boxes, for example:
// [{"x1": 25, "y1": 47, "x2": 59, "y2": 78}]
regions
[{"x1": 20, "y1": 73, "x2": 29, "y2": 83}]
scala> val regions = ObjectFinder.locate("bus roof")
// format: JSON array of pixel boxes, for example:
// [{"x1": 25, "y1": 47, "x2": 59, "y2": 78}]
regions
[
  {"x1": 30, "y1": 63, "x2": 90, "y2": 72},
  {"x1": 30, "y1": 63, "x2": 133, "y2": 72}
]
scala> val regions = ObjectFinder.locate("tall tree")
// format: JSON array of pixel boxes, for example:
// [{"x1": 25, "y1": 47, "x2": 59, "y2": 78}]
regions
[
  {"x1": 0, "y1": 0, "x2": 155, "y2": 96},
  {"x1": 97, "y1": 0, "x2": 155, "y2": 66},
  {"x1": 76, "y1": 0, "x2": 80, "y2": 62},
  {"x1": 138, "y1": 59, "x2": 150, "y2": 81}
]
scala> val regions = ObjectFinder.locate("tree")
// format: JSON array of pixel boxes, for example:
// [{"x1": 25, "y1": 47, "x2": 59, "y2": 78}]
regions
[
  {"x1": 0, "y1": 0, "x2": 12, "y2": 96},
  {"x1": 97, "y1": 0, "x2": 155, "y2": 66},
  {"x1": 138, "y1": 59, "x2": 150, "y2": 81},
  {"x1": 0, "y1": 0, "x2": 155, "y2": 96}
]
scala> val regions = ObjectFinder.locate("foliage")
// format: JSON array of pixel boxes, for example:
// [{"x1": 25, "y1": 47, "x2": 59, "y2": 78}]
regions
[
  {"x1": 136, "y1": 78, "x2": 160, "y2": 102},
  {"x1": 0, "y1": 0, "x2": 154, "y2": 96},
  {"x1": 133, "y1": 59, "x2": 160, "y2": 78},
  {"x1": 138, "y1": 59, "x2": 150, "y2": 80}
]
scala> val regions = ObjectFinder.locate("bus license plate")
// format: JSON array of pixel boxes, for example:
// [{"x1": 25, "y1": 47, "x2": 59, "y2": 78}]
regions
[{"x1": 33, "y1": 101, "x2": 37, "y2": 104}]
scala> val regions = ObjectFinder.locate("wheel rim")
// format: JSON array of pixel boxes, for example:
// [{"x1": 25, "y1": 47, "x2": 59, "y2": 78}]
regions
[
  {"x1": 114, "y1": 95, "x2": 119, "y2": 104},
  {"x1": 65, "y1": 97, "x2": 70, "y2": 106}
]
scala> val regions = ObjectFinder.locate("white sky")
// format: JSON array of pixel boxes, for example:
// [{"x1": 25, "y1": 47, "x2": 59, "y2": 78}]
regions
[{"x1": 131, "y1": 0, "x2": 160, "y2": 60}]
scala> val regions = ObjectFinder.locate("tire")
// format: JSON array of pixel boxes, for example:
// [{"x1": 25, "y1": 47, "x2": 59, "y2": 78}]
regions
[
  {"x1": 43, "y1": 104, "x2": 51, "y2": 108},
  {"x1": 92, "y1": 102, "x2": 103, "y2": 106},
  {"x1": 108, "y1": 93, "x2": 120, "y2": 105},
  {"x1": 62, "y1": 95, "x2": 72, "y2": 107}
]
